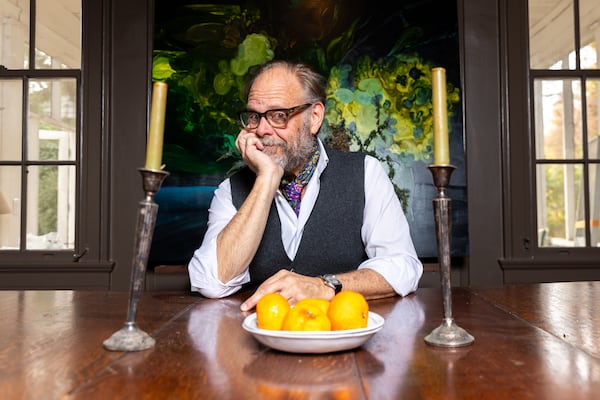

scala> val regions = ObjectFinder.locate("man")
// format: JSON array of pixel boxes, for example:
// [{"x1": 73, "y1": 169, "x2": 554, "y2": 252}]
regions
[{"x1": 188, "y1": 60, "x2": 423, "y2": 311}]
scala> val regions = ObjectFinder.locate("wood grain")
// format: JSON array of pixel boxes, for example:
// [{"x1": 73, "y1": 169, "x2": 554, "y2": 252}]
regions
[{"x1": 0, "y1": 284, "x2": 599, "y2": 399}]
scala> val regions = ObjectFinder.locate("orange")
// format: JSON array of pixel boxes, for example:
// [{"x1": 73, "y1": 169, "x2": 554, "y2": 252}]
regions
[
  {"x1": 327, "y1": 290, "x2": 369, "y2": 330},
  {"x1": 294, "y1": 298, "x2": 330, "y2": 314},
  {"x1": 282, "y1": 302, "x2": 332, "y2": 331},
  {"x1": 256, "y1": 293, "x2": 291, "y2": 330}
]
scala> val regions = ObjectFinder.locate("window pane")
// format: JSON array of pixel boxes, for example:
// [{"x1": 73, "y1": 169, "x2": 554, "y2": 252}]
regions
[
  {"x1": 28, "y1": 78, "x2": 76, "y2": 161},
  {"x1": 26, "y1": 165, "x2": 75, "y2": 249},
  {"x1": 35, "y1": 0, "x2": 81, "y2": 69},
  {"x1": 0, "y1": 79, "x2": 23, "y2": 161},
  {"x1": 589, "y1": 163, "x2": 600, "y2": 247},
  {"x1": 537, "y1": 163, "x2": 583, "y2": 247},
  {"x1": 0, "y1": 166, "x2": 21, "y2": 249},
  {"x1": 588, "y1": 79, "x2": 599, "y2": 160},
  {"x1": 529, "y1": 0, "x2": 575, "y2": 69},
  {"x1": 580, "y1": 0, "x2": 598, "y2": 70},
  {"x1": 573, "y1": 163, "x2": 600, "y2": 247},
  {"x1": 534, "y1": 79, "x2": 583, "y2": 159},
  {"x1": 0, "y1": 0, "x2": 30, "y2": 69}
]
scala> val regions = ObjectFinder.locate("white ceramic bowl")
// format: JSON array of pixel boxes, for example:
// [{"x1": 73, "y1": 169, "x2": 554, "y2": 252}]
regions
[{"x1": 242, "y1": 311, "x2": 385, "y2": 353}]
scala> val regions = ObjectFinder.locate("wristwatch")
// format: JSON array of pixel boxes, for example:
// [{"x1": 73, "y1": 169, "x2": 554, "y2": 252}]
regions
[{"x1": 319, "y1": 274, "x2": 342, "y2": 294}]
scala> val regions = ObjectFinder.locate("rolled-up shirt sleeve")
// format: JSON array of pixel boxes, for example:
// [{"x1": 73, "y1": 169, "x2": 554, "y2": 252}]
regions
[
  {"x1": 188, "y1": 179, "x2": 250, "y2": 298},
  {"x1": 358, "y1": 156, "x2": 423, "y2": 296}
]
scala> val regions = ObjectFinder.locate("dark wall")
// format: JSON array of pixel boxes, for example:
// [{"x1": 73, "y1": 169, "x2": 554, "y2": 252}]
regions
[
  {"x1": 109, "y1": 0, "x2": 154, "y2": 290},
  {"x1": 460, "y1": 0, "x2": 504, "y2": 285}
]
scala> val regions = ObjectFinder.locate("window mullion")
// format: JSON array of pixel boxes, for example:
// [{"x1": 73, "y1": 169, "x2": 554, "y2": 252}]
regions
[
  {"x1": 29, "y1": 0, "x2": 36, "y2": 70},
  {"x1": 20, "y1": 78, "x2": 28, "y2": 251}
]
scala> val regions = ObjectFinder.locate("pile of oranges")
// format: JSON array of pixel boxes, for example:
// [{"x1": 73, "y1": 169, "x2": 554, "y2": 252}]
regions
[{"x1": 256, "y1": 290, "x2": 369, "y2": 331}]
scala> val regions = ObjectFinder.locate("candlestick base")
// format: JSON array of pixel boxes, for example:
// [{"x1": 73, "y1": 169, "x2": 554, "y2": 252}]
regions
[
  {"x1": 425, "y1": 318, "x2": 475, "y2": 347},
  {"x1": 102, "y1": 322, "x2": 156, "y2": 351}
]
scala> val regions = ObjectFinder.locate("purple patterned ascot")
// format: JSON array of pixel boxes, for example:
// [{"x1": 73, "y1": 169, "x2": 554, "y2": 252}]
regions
[{"x1": 280, "y1": 141, "x2": 320, "y2": 216}]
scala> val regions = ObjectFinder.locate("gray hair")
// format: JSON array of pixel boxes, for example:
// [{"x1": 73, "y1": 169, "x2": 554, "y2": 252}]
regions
[{"x1": 243, "y1": 60, "x2": 327, "y2": 104}]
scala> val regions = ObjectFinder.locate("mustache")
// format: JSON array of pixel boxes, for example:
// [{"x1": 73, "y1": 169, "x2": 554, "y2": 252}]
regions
[{"x1": 260, "y1": 138, "x2": 286, "y2": 148}]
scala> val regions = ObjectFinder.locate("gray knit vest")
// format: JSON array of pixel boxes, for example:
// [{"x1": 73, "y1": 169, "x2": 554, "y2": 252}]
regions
[{"x1": 230, "y1": 147, "x2": 367, "y2": 288}]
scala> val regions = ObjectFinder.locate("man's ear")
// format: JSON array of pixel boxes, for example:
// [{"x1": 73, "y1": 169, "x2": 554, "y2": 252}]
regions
[{"x1": 310, "y1": 102, "x2": 325, "y2": 135}]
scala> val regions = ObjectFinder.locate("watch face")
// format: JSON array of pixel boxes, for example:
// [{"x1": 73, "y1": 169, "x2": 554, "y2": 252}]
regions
[
  {"x1": 321, "y1": 274, "x2": 342, "y2": 293},
  {"x1": 329, "y1": 276, "x2": 341, "y2": 286}
]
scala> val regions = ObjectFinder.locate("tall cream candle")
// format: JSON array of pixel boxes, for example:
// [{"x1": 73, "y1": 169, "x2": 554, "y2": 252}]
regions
[
  {"x1": 145, "y1": 82, "x2": 168, "y2": 170},
  {"x1": 432, "y1": 67, "x2": 450, "y2": 165}
]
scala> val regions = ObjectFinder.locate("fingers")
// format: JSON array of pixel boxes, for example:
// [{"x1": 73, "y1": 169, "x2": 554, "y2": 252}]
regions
[
  {"x1": 235, "y1": 130, "x2": 247, "y2": 153},
  {"x1": 240, "y1": 270, "x2": 290, "y2": 311},
  {"x1": 236, "y1": 130, "x2": 262, "y2": 155},
  {"x1": 239, "y1": 270, "x2": 326, "y2": 311},
  {"x1": 239, "y1": 294, "x2": 258, "y2": 312},
  {"x1": 236, "y1": 131, "x2": 269, "y2": 175}
]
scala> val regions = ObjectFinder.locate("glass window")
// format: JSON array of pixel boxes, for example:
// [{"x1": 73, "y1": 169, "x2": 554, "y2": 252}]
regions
[
  {"x1": 35, "y1": 0, "x2": 81, "y2": 69},
  {"x1": 28, "y1": 78, "x2": 77, "y2": 161},
  {"x1": 26, "y1": 165, "x2": 75, "y2": 249},
  {"x1": 0, "y1": 0, "x2": 30, "y2": 69},
  {"x1": 529, "y1": 0, "x2": 575, "y2": 70},
  {"x1": 0, "y1": 166, "x2": 21, "y2": 249},
  {"x1": 0, "y1": 1, "x2": 80, "y2": 252},
  {"x1": 580, "y1": 0, "x2": 598, "y2": 70},
  {"x1": 530, "y1": 0, "x2": 600, "y2": 248},
  {"x1": 0, "y1": 80, "x2": 23, "y2": 161},
  {"x1": 534, "y1": 78, "x2": 583, "y2": 160},
  {"x1": 537, "y1": 163, "x2": 583, "y2": 247}
]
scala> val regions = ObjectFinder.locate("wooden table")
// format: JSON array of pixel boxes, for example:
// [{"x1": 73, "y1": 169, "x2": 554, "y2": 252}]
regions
[{"x1": 1, "y1": 282, "x2": 599, "y2": 399}]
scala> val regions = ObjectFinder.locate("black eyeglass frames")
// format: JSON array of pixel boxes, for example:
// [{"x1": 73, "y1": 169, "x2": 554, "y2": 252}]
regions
[{"x1": 239, "y1": 103, "x2": 313, "y2": 129}]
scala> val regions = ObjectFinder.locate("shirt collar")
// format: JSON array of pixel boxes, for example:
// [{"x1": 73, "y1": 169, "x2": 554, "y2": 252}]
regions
[{"x1": 315, "y1": 137, "x2": 329, "y2": 177}]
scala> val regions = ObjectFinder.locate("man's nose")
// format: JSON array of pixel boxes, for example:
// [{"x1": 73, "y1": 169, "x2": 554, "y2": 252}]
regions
[{"x1": 254, "y1": 116, "x2": 274, "y2": 137}]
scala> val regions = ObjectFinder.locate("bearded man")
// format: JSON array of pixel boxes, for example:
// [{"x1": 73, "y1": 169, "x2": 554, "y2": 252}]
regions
[{"x1": 188, "y1": 60, "x2": 423, "y2": 311}]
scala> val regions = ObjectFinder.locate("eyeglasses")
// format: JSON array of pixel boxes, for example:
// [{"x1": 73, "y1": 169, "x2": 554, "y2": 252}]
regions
[{"x1": 239, "y1": 103, "x2": 313, "y2": 129}]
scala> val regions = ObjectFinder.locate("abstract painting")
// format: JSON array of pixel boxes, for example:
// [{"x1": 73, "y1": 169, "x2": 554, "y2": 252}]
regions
[{"x1": 149, "y1": 0, "x2": 467, "y2": 267}]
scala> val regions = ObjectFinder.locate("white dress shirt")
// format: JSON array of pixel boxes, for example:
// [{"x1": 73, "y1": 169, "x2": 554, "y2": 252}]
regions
[{"x1": 188, "y1": 139, "x2": 423, "y2": 298}]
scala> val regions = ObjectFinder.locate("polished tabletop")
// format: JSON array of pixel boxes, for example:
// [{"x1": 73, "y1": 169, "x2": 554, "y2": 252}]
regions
[{"x1": 1, "y1": 282, "x2": 599, "y2": 399}]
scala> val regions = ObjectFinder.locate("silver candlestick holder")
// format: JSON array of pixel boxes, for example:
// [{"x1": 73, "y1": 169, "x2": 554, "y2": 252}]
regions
[
  {"x1": 103, "y1": 167, "x2": 169, "y2": 352},
  {"x1": 424, "y1": 164, "x2": 474, "y2": 347}
]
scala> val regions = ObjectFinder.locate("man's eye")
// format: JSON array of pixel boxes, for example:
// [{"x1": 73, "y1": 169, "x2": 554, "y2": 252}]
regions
[
  {"x1": 248, "y1": 113, "x2": 260, "y2": 121},
  {"x1": 270, "y1": 111, "x2": 287, "y2": 121}
]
